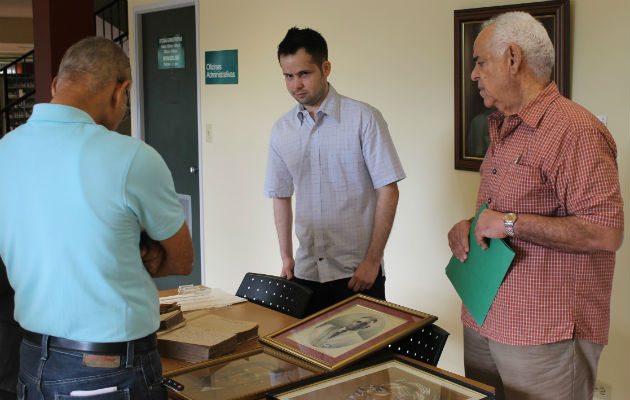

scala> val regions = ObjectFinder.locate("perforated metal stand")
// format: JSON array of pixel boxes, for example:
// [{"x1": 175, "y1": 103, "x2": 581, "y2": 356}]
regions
[
  {"x1": 235, "y1": 272, "x2": 314, "y2": 319},
  {"x1": 388, "y1": 323, "x2": 449, "y2": 366}
]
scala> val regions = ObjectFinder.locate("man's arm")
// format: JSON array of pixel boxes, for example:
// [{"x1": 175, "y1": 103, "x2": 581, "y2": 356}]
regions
[
  {"x1": 273, "y1": 197, "x2": 295, "y2": 279},
  {"x1": 348, "y1": 182, "x2": 399, "y2": 292},
  {"x1": 141, "y1": 222, "x2": 194, "y2": 277},
  {"x1": 474, "y1": 208, "x2": 623, "y2": 252}
]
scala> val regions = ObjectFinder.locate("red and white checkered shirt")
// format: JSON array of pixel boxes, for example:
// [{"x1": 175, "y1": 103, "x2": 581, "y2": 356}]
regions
[{"x1": 461, "y1": 83, "x2": 624, "y2": 346}]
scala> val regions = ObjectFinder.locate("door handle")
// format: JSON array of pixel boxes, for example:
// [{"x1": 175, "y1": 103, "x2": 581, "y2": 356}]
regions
[{"x1": 189, "y1": 166, "x2": 199, "y2": 174}]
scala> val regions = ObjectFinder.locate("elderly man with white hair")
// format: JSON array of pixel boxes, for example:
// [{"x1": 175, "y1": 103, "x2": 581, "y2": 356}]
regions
[{"x1": 448, "y1": 11, "x2": 623, "y2": 400}]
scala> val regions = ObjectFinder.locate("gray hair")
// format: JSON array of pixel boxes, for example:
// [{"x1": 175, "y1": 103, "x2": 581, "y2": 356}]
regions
[
  {"x1": 57, "y1": 37, "x2": 130, "y2": 92},
  {"x1": 482, "y1": 11, "x2": 554, "y2": 81}
]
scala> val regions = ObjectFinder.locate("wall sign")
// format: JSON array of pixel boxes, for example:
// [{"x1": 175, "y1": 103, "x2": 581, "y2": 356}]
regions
[
  {"x1": 158, "y1": 34, "x2": 185, "y2": 69},
  {"x1": 205, "y1": 49, "x2": 238, "y2": 84}
]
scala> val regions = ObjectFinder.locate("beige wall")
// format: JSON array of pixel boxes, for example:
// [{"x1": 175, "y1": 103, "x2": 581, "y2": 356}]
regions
[{"x1": 128, "y1": 0, "x2": 629, "y2": 397}]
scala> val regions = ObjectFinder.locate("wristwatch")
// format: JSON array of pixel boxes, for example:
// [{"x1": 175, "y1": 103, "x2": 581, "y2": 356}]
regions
[{"x1": 503, "y1": 213, "x2": 517, "y2": 237}]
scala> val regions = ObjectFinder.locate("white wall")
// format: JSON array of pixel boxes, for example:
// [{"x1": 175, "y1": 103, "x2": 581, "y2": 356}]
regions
[{"x1": 128, "y1": 0, "x2": 629, "y2": 397}]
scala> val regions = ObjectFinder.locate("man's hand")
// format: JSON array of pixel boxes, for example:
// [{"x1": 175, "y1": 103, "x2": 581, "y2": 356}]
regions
[
  {"x1": 448, "y1": 219, "x2": 472, "y2": 262},
  {"x1": 280, "y1": 257, "x2": 295, "y2": 280},
  {"x1": 474, "y1": 208, "x2": 507, "y2": 249},
  {"x1": 348, "y1": 259, "x2": 380, "y2": 292},
  {"x1": 139, "y1": 231, "x2": 165, "y2": 276}
]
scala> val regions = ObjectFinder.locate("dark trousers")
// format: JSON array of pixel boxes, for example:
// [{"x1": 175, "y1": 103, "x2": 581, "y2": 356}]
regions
[
  {"x1": 0, "y1": 319, "x2": 21, "y2": 400},
  {"x1": 0, "y1": 258, "x2": 20, "y2": 400},
  {"x1": 293, "y1": 267, "x2": 386, "y2": 316}
]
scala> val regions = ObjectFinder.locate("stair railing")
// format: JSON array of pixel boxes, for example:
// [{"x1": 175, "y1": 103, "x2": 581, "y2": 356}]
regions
[{"x1": 0, "y1": 50, "x2": 35, "y2": 137}]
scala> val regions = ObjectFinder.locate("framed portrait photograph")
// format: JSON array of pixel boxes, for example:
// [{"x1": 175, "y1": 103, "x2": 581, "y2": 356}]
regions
[
  {"x1": 260, "y1": 294, "x2": 437, "y2": 371},
  {"x1": 267, "y1": 355, "x2": 494, "y2": 400},
  {"x1": 454, "y1": 0, "x2": 570, "y2": 171},
  {"x1": 163, "y1": 347, "x2": 325, "y2": 400}
]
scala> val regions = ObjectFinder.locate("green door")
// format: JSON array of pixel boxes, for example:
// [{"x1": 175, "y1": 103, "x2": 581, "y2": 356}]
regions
[{"x1": 141, "y1": 5, "x2": 201, "y2": 290}]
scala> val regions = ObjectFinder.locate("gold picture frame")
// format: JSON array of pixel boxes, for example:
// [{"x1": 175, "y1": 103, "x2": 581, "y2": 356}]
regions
[
  {"x1": 163, "y1": 347, "x2": 325, "y2": 400},
  {"x1": 260, "y1": 294, "x2": 437, "y2": 372},
  {"x1": 267, "y1": 354, "x2": 495, "y2": 400}
]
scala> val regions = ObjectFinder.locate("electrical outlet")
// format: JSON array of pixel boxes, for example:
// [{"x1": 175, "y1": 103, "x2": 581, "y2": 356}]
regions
[{"x1": 593, "y1": 381, "x2": 611, "y2": 400}]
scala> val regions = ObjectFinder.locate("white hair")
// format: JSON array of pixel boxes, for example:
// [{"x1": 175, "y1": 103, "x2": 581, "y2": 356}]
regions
[{"x1": 482, "y1": 11, "x2": 555, "y2": 81}]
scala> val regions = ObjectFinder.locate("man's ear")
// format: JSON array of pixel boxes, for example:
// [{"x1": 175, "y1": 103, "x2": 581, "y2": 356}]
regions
[
  {"x1": 507, "y1": 44, "x2": 523, "y2": 74},
  {"x1": 51, "y1": 76, "x2": 58, "y2": 97},
  {"x1": 112, "y1": 79, "x2": 131, "y2": 108},
  {"x1": 322, "y1": 60, "x2": 331, "y2": 78}
]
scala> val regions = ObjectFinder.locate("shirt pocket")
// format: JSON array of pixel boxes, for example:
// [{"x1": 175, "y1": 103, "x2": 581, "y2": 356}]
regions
[
  {"x1": 500, "y1": 163, "x2": 556, "y2": 214},
  {"x1": 325, "y1": 151, "x2": 367, "y2": 192}
]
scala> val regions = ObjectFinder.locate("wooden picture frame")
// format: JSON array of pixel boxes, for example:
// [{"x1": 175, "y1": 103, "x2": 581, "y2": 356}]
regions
[
  {"x1": 454, "y1": 0, "x2": 570, "y2": 171},
  {"x1": 259, "y1": 294, "x2": 437, "y2": 372},
  {"x1": 267, "y1": 354, "x2": 495, "y2": 399},
  {"x1": 163, "y1": 347, "x2": 325, "y2": 400}
]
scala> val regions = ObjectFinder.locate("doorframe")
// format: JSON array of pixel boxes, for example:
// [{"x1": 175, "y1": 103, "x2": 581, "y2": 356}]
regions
[{"x1": 130, "y1": 0, "x2": 205, "y2": 285}]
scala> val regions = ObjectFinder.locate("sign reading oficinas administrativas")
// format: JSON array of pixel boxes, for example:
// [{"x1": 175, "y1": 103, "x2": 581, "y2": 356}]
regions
[
  {"x1": 205, "y1": 49, "x2": 238, "y2": 84},
  {"x1": 158, "y1": 34, "x2": 185, "y2": 69}
]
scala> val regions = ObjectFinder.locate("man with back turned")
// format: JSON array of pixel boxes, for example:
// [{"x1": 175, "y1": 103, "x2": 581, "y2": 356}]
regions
[{"x1": 0, "y1": 37, "x2": 193, "y2": 399}]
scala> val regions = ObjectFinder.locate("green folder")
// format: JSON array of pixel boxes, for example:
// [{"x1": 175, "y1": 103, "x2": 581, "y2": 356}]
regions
[{"x1": 445, "y1": 205, "x2": 515, "y2": 326}]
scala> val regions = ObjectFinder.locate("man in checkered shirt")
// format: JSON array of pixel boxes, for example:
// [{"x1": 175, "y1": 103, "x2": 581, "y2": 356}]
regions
[{"x1": 448, "y1": 12, "x2": 624, "y2": 400}]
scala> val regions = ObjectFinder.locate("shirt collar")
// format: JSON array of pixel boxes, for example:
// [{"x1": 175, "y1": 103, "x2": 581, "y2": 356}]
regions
[
  {"x1": 28, "y1": 103, "x2": 96, "y2": 124},
  {"x1": 487, "y1": 82, "x2": 560, "y2": 139},
  {"x1": 295, "y1": 84, "x2": 341, "y2": 124},
  {"x1": 517, "y1": 82, "x2": 561, "y2": 129}
]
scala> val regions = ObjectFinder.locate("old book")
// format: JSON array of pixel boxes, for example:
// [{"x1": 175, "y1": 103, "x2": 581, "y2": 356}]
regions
[
  {"x1": 184, "y1": 311, "x2": 259, "y2": 343},
  {"x1": 159, "y1": 309, "x2": 184, "y2": 331},
  {"x1": 160, "y1": 302, "x2": 180, "y2": 314},
  {"x1": 157, "y1": 327, "x2": 238, "y2": 363}
]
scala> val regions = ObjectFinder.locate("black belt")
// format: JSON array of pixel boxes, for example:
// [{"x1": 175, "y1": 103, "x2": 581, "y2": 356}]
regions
[{"x1": 24, "y1": 330, "x2": 157, "y2": 355}]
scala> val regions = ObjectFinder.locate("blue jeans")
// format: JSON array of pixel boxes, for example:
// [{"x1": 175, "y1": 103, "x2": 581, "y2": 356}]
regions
[{"x1": 17, "y1": 337, "x2": 167, "y2": 400}]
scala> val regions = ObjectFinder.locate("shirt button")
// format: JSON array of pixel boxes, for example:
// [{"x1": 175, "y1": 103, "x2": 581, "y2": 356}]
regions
[
  {"x1": 487, "y1": 198, "x2": 492, "y2": 204},
  {"x1": 492, "y1": 168, "x2": 497, "y2": 174}
]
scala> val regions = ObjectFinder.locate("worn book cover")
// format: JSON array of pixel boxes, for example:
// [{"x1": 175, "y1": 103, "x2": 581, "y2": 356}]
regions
[
  {"x1": 184, "y1": 312, "x2": 259, "y2": 343},
  {"x1": 157, "y1": 311, "x2": 259, "y2": 362},
  {"x1": 158, "y1": 327, "x2": 238, "y2": 363},
  {"x1": 159, "y1": 309, "x2": 185, "y2": 331}
]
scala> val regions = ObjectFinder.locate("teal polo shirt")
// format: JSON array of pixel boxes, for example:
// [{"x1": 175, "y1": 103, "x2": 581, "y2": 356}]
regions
[{"x1": 0, "y1": 104, "x2": 185, "y2": 342}]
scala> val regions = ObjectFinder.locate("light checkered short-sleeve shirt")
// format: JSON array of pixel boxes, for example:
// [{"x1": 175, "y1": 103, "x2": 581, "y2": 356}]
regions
[
  {"x1": 462, "y1": 83, "x2": 624, "y2": 345},
  {"x1": 264, "y1": 85, "x2": 405, "y2": 283}
]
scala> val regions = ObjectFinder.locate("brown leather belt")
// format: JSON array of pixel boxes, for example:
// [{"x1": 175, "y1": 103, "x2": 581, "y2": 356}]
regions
[{"x1": 23, "y1": 330, "x2": 157, "y2": 355}]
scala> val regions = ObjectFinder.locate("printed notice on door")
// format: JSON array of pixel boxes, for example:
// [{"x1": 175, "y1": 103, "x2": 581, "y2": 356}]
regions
[
  {"x1": 205, "y1": 49, "x2": 238, "y2": 84},
  {"x1": 158, "y1": 34, "x2": 185, "y2": 69}
]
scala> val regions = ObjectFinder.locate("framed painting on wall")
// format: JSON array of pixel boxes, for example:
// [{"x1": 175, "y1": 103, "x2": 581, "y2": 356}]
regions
[{"x1": 454, "y1": 0, "x2": 570, "y2": 171}]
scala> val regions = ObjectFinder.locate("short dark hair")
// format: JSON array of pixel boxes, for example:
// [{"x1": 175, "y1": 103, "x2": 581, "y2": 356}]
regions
[{"x1": 277, "y1": 27, "x2": 328, "y2": 67}]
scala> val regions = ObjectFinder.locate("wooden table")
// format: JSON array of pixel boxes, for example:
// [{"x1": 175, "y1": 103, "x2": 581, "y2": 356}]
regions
[
  {"x1": 159, "y1": 290, "x2": 298, "y2": 372},
  {"x1": 157, "y1": 290, "x2": 494, "y2": 399}
]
